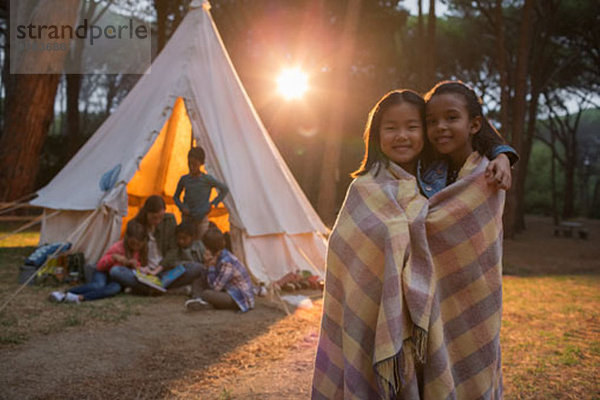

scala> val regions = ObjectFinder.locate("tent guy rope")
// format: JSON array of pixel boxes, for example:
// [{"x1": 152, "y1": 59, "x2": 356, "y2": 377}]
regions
[
  {"x1": 0, "y1": 209, "x2": 95, "y2": 314},
  {"x1": 0, "y1": 211, "x2": 59, "y2": 243}
]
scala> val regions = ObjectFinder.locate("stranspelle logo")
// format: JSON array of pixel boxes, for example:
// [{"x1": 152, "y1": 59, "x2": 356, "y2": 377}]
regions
[
  {"x1": 11, "y1": 0, "x2": 152, "y2": 74},
  {"x1": 16, "y1": 18, "x2": 149, "y2": 46}
]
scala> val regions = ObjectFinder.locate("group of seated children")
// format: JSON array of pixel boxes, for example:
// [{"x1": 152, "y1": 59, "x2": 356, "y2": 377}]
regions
[
  {"x1": 50, "y1": 220, "x2": 254, "y2": 313},
  {"x1": 49, "y1": 145, "x2": 254, "y2": 313}
]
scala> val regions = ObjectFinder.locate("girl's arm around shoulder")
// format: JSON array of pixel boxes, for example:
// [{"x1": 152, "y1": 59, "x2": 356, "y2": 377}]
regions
[
  {"x1": 489, "y1": 144, "x2": 519, "y2": 166},
  {"x1": 485, "y1": 153, "x2": 512, "y2": 190}
]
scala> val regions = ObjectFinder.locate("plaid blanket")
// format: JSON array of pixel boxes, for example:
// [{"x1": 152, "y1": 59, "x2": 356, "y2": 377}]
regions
[
  {"x1": 312, "y1": 153, "x2": 504, "y2": 399},
  {"x1": 421, "y1": 152, "x2": 505, "y2": 399},
  {"x1": 312, "y1": 162, "x2": 433, "y2": 399}
]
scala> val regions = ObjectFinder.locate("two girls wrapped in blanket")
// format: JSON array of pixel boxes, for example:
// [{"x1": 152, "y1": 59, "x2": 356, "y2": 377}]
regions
[{"x1": 312, "y1": 82, "x2": 516, "y2": 400}]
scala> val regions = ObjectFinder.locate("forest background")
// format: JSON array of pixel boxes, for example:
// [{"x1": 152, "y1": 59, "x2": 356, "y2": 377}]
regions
[{"x1": 0, "y1": 0, "x2": 598, "y2": 234}]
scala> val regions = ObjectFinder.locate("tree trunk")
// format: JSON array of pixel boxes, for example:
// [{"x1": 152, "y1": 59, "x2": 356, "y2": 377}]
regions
[
  {"x1": 579, "y1": 171, "x2": 589, "y2": 218},
  {"x1": 515, "y1": 89, "x2": 541, "y2": 231},
  {"x1": 66, "y1": 73, "x2": 81, "y2": 158},
  {"x1": 0, "y1": 74, "x2": 61, "y2": 200},
  {"x1": 562, "y1": 138, "x2": 577, "y2": 218},
  {"x1": 416, "y1": 0, "x2": 424, "y2": 90},
  {"x1": 503, "y1": 0, "x2": 534, "y2": 238},
  {"x1": 317, "y1": 0, "x2": 362, "y2": 225},
  {"x1": 563, "y1": 163, "x2": 576, "y2": 218},
  {"x1": 591, "y1": 179, "x2": 600, "y2": 218},
  {"x1": 425, "y1": 0, "x2": 436, "y2": 88},
  {"x1": 0, "y1": 0, "x2": 80, "y2": 201},
  {"x1": 154, "y1": 0, "x2": 169, "y2": 53},
  {"x1": 550, "y1": 129, "x2": 558, "y2": 224},
  {"x1": 494, "y1": 0, "x2": 510, "y2": 140},
  {"x1": 1, "y1": 0, "x2": 12, "y2": 139},
  {"x1": 514, "y1": 131, "x2": 533, "y2": 231}
]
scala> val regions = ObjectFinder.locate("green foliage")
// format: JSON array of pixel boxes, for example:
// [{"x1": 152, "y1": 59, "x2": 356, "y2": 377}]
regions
[
  {"x1": 529, "y1": 108, "x2": 600, "y2": 218},
  {"x1": 524, "y1": 142, "x2": 563, "y2": 215}
]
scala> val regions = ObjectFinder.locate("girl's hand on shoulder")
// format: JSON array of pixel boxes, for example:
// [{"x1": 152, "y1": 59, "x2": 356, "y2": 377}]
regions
[{"x1": 485, "y1": 154, "x2": 511, "y2": 190}]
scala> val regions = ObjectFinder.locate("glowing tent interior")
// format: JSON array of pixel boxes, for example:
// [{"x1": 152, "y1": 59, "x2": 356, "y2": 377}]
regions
[{"x1": 30, "y1": 1, "x2": 328, "y2": 283}]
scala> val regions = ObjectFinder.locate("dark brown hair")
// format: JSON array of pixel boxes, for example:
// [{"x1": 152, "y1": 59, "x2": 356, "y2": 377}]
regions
[
  {"x1": 352, "y1": 89, "x2": 432, "y2": 177},
  {"x1": 188, "y1": 146, "x2": 205, "y2": 164},
  {"x1": 176, "y1": 220, "x2": 197, "y2": 238},
  {"x1": 123, "y1": 219, "x2": 148, "y2": 266},
  {"x1": 134, "y1": 195, "x2": 166, "y2": 228},
  {"x1": 202, "y1": 227, "x2": 226, "y2": 254},
  {"x1": 424, "y1": 80, "x2": 506, "y2": 159}
]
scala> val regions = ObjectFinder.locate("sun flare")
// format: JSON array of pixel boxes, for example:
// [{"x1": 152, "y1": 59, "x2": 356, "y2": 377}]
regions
[{"x1": 276, "y1": 68, "x2": 308, "y2": 100}]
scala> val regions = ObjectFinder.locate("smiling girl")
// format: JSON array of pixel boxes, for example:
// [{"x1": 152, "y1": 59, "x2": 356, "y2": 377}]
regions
[
  {"x1": 312, "y1": 87, "x2": 513, "y2": 399},
  {"x1": 420, "y1": 80, "x2": 508, "y2": 399},
  {"x1": 424, "y1": 80, "x2": 515, "y2": 188}
]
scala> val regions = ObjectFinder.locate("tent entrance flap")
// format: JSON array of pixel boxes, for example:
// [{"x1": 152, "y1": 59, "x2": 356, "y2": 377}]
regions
[{"x1": 124, "y1": 97, "x2": 230, "y2": 233}]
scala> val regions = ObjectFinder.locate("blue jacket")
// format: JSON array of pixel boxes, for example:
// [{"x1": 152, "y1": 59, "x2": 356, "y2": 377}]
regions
[{"x1": 418, "y1": 145, "x2": 518, "y2": 198}]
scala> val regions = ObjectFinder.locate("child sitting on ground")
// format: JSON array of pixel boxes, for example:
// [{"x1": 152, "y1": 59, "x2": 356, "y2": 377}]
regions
[
  {"x1": 185, "y1": 227, "x2": 255, "y2": 313},
  {"x1": 49, "y1": 220, "x2": 148, "y2": 304},
  {"x1": 158, "y1": 221, "x2": 206, "y2": 294},
  {"x1": 161, "y1": 221, "x2": 205, "y2": 268},
  {"x1": 173, "y1": 146, "x2": 229, "y2": 239}
]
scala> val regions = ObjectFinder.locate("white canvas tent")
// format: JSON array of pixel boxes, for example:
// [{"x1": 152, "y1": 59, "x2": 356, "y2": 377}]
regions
[{"x1": 30, "y1": 1, "x2": 328, "y2": 284}]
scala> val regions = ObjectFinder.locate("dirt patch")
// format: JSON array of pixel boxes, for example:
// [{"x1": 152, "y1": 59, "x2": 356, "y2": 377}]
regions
[
  {"x1": 0, "y1": 294, "x2": 321, "y2": 400},
  {"x1": 503, "y1": 215, "x2": 600, "y2": 275},
  {"x1": 1, "y1": 216, "x2": 599, "y2": 399}
]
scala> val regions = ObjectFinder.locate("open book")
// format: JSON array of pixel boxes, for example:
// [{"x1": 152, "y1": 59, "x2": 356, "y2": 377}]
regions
[
  {"x1": 161, "y1": 265, "x2": 186, "y2": 288},
  {"x1": 133, "y1": 270, "x2": 166, "y2": 293}
]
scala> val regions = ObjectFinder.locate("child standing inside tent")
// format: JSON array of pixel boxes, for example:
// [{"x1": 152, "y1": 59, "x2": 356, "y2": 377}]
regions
[
  {"x1": 48, "y1": 220, "x2": 148, "y2": 304},
  {"x1": 173, "y1": 147, "x2": 229, "y2": 239}
]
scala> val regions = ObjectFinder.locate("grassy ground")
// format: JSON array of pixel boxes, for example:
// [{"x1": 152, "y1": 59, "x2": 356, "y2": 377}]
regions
[
  {"x1": 0, "y1": 222, "x2": 155, "y2": 347},
  {"x1": 502, "y1": 275, "x2": 599, "y2": 399},
  {"x1": 0, "y1": 217, "x2": 599, "y2": 398}
]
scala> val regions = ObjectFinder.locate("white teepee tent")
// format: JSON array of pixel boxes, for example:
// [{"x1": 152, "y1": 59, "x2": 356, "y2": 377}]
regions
[{"x1": 30, "y1": 1, "x2": 328, "y2": 283}]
